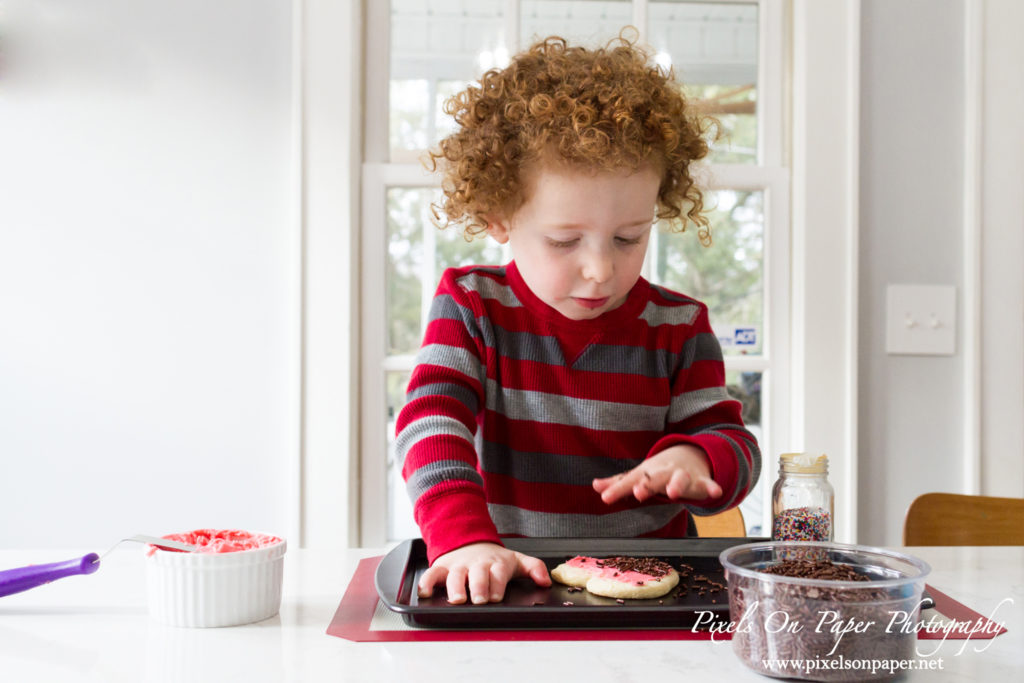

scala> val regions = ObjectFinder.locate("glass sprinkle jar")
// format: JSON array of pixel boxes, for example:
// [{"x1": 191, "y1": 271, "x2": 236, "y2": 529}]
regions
[{"x1": 771, "y1": 453, "x2": 834, "y2": 542}]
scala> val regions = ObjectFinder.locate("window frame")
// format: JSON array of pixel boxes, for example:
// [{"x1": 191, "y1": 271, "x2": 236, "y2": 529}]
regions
[{"x1": 359, "y1": 0, "x2": 790, "y2": 545}]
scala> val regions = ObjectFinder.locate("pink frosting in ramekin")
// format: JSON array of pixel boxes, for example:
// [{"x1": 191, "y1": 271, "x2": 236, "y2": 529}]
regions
[{"x1": 150, "y1": 529, "x2": 283, "y2": 555}]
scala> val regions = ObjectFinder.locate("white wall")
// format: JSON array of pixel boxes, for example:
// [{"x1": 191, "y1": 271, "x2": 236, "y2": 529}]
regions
[
  {"x1": 0, "y1": 1, "x2": 296, "y2": 548},
  {"x1": 979, "y1": 0, "x2": 1024, "y2": 499},
  {"x1": 858, "y1": 0, "x2": 1024, "y2": 545},
  {"x1": 858, "y1": 0, "x2": 965, "y2": 545},
  {"x1": 3, "y1": 0, "x2": 1020, "y2": 552}
]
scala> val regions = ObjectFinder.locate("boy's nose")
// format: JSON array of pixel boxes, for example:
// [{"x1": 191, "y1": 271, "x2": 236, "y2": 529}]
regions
[{"x1": 581, "y1": 248, "x2": 614, "y2": 284}]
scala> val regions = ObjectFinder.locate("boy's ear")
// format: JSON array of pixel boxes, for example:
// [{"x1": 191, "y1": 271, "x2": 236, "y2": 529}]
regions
[{"x1": 485, "y1": 215, "x2": 511, "y2": 244}]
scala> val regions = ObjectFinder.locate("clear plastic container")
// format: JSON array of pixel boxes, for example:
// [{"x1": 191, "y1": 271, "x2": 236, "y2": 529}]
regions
[
  {"x1": 720, "y1": 541, "x2": 931, "y2": 681},
  {"x1": 772, "y1": 453, "x2": 834, "y2": 541}
]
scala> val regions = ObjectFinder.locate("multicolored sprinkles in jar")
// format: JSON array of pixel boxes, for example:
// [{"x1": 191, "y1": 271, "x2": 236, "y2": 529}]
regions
[{"x1": 772, "y1": 506, "x2": 832, "y2": 542}]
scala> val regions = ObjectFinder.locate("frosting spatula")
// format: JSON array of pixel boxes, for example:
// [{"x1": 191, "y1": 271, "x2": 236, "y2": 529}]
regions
[{"x1": 0, "y1": 534, "x2": 198, "y2": 598}]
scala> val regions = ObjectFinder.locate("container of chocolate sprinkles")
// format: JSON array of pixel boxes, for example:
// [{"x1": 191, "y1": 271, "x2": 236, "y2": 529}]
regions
[
  {"x1": 772, "y1": 453, "x2": 834, "y2": 542},
  {"x1": 720, "y1": 541, "x2": 931, "y2": 681}
]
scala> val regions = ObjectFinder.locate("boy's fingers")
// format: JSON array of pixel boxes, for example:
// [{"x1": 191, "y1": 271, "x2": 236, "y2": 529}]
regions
[
  {"x1": 632, "y1": 479, "x2": 653, "y2": 501},
  {"x1": 592, "y1": 472, "x2": 628, "y2": 494},
  {"x1": 666, "y1": 469, "x2": 690, "y2": 499},
  {"x1": 598, "y1": 464, "x2": 721, "y2": 503},
  {"x1": 598, "y1": 471, "x2": 640, "y2": 503},
  {"x1": 445, "y1": 566, "x2": 469, "y2": 604},
  {"x1": 597, "y1": 466, "x2": 719, "y2": 503},
  {"x1": 418, "y1": 565, "x2": 446, "y2": 597},
  {"x1": 623, "y1": 467, "x2": 670, "y2": 502},
  {"x1": 467, "y1": 563, "x2": 491, "y2": 605},
  {"x1": 517, "y1": 553, "x2": 552, "y2": 586},
  {"x1": 488, "y1": 563, "x2": 513, "y2": 602},
  {"x1": 702, "y1": 477, "x2": 723, "y2": 499}
]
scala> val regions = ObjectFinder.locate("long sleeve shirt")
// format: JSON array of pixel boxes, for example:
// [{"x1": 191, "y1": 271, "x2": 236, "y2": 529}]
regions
[{"x1": 395, "y1": 261, "x2": 761, "y2": 563}]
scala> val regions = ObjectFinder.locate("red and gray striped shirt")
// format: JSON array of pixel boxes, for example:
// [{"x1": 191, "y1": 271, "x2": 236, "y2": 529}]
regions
[{"x1": 396, "y1": 262, "x2": 760, "y2": 562}]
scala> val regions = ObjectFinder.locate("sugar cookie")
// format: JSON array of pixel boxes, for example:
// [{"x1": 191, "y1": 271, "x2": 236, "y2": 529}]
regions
[{"x1": 551, "y1": 555, "x2": 679, "y2": 599}]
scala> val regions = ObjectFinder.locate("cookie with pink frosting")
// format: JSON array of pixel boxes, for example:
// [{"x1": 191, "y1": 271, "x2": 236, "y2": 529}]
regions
[{"x1": 551, "y1": 555, "x2": 679, "y2": 599}]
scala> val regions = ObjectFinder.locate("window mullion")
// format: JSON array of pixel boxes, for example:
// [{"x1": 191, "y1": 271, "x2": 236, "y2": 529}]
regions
[
  {"x1": 506, "y1": 0, "x2": 521, "y2": 50},
  {"x1": 422, "y1": 200, "x2": 437, "y2": 340},
  {"x1": 758, "y1": 0, "x2": 786, "y2": 167},
  {"x1": 364, "y1": 0, "x2": 391, "y2": 163},
  {"x1": 426, "y1": 78, "x2": 439, "y2": 157},
  {"x1": 704, "y1": 163, "x2": 787, "y2": 191},
  {"x1": 633, "y1": 0, "x2": 649, "y2": 41}
]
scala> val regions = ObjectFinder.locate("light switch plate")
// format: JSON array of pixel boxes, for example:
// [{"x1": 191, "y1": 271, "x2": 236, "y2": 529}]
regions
[{"x1": 885, "y1": 285, "x2": 956, "y2": 355}]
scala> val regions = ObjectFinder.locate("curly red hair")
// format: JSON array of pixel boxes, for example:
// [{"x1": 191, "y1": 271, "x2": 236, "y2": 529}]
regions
[{"x1": 426, "y1": 31, "x2": 715, "y2": 244}]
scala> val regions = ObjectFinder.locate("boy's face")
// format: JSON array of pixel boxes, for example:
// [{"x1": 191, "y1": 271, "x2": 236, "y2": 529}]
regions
[{"x1": 487, "y1": 162, "x2": 659, "y2": 321}]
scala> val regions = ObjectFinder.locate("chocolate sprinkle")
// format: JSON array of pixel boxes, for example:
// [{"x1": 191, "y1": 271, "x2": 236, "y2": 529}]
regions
[
  {"x1": 593, "y1": 556, "x2": 673, "y2": 578},
  {"x1": 757, "y1": 559, "x2": 869, "y2": 582}
]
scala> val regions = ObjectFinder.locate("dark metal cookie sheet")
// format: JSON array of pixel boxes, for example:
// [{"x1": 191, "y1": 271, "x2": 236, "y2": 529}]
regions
[{"x1": 374, "y1": 537, "x2": 766, "y2": 629}]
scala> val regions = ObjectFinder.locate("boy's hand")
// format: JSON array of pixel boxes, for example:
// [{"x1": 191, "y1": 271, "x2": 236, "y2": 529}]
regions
[
  {"x1": 417, "y1": 542, "x2": 552, "y2": 605},
  {"x1": 592, "y1": 443, "x2": 723, "y2": 504}
]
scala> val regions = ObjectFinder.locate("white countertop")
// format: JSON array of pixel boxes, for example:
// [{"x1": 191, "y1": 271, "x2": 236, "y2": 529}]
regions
[{"x1": 1, "y1": 545, "x2": 1022, "y2": 682}]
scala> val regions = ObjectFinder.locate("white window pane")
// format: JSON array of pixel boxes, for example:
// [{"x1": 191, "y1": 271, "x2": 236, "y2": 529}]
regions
[
  {"x1": 435, "y1": 226, "x2": 507, "y2": 275},
  {"x1": 520, "y1": 0, "x2": 633, "y2": 47},
  {"x1": 684, "y1": 82, "x2": 757, "y2": 164},
  {"x1": 390, "y1": 80, "x2": 430, "y2": 154},
  {"x1": 386, "y1": 187, "x2": 431, "y2": 355},
  {"x1": 654, "y1": 190, "x2": 764, "y2": 356},
  {"x1": 387, "y1": 185, "x2": 508, "y2": 357},
  {"x1": 390, "y1": 0, "x2": 507, "y2": 162},
  {"x1": 648, "y1": 1, "x2": 759, "y2": 164}
]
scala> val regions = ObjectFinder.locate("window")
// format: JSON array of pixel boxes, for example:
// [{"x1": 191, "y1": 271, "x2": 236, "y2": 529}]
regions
[{"x1": 361, "y1": 0, "x2": 789, "y2": 544}]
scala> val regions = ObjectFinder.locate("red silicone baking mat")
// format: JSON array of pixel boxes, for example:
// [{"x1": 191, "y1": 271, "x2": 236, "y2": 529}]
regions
[
  {"x1": 325, "y1": 556, "x2": 1006, "y2": 643},
  {"x1": 920, "y1": 584, "x2": 1008, "y2": 639}
]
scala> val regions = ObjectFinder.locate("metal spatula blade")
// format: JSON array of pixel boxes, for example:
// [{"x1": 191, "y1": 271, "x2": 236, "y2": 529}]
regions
[
  {"x1": 95, "y1": 534, "x2": 199, "y2": 562},
  {"x1": 0, "y1": 534, "x2": 199, "y2": 598}
]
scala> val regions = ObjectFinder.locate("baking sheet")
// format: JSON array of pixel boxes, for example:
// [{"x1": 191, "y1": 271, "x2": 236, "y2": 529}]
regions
[
  {"x1": 333, "y1": 556, "x2": 987, "y2": 641},
  {"x1": 374, "y1": 537, "x2": 765, "y2": 629}
]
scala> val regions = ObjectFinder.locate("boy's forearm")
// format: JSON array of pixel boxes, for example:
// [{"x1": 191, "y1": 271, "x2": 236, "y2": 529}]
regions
[
  {"x1": 646, "y1": 368, "x2": 761, "y2": 512},
  {"x1": 398, "y1": 394, "x2": 497, "y2": 561},
  {"x1": 414, "y1": 488, "x2": 503, "y2": 563},
  {"x1": 397, "y1": 269, "x2": 499, "y2": 562},
  {"x1": 658, "y1": 305, "x2": 761, "y2": 513}
]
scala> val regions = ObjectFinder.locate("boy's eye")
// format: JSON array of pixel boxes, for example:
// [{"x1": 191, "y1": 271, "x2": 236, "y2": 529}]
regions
[
  {"x1": 615, "y1": 236, "x2": 643, "y2": 246},
  {"x1": 546, "y1": 238, "x2": 578, "y2": 248}
]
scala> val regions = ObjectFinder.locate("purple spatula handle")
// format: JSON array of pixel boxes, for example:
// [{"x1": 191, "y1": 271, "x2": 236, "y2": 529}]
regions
[{"x1": 0, "y1": 553, "x2": 100, "y2": 598}]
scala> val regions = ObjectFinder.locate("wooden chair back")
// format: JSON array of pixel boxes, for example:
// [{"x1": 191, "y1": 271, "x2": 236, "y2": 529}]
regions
[
  {"x1": 903, "y1": 493, "x2": 1024, "y2": 546},
  {"x1": 693, "y1": 507, "x2": 746, "y2": 537}
]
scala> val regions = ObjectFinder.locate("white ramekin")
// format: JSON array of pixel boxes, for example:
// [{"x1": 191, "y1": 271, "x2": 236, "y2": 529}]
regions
[{"x1": 145, "y1": 537, "x2": 287, "y2": 628}]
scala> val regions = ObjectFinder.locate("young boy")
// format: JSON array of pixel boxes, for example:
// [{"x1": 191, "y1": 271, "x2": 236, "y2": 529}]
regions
[{"x1": 395, "y1": 34, "x2": 761, "y2": 605}]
